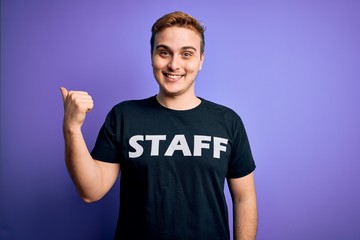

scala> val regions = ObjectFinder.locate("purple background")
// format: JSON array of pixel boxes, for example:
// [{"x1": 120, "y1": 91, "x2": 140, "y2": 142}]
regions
[{"x1": 1, "y1": 0, "x2": 360, "y2": 239}]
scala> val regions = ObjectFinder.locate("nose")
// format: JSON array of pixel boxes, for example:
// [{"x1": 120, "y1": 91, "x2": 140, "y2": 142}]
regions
[{"x1": 168, "y1": 55, "x2": 181, "y2": 70}]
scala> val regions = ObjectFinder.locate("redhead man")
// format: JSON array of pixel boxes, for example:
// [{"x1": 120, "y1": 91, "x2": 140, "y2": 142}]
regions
[{"x1": 61, "y1": 11, "x2": 257, "y2": 240}]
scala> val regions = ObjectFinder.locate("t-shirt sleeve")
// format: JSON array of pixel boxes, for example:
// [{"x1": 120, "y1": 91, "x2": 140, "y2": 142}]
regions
[
  {"x1": 226, "y1": 114, "x2": 256, "y2": 178},
  {"x1": 91, "y1": 107, "x2": 121, "y2": 163}
]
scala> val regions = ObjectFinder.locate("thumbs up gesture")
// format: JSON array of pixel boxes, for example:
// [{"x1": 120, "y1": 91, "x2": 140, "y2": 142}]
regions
[{"x1": 60, "y1": 87, "x2": 94, "y2": 131}]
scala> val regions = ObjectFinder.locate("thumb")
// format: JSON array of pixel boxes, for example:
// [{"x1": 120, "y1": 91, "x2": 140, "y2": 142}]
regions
[{"x1": 60, "y1": 87, "x2": 68, "y2": 102}]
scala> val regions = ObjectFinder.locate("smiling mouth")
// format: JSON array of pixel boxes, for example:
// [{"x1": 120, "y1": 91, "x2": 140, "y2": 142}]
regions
[{"x1": 163, "y1": 73, "x2": 184, "y2": 80}]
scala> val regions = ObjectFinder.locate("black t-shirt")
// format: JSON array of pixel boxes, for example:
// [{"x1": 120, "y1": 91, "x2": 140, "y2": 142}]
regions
[{"x1": 91, "y1": 96, "x2": 256, "y2": 240}]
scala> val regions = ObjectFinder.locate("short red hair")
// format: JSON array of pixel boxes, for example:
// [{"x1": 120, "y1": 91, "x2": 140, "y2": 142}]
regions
[{"x1": 150, "y1": 11, "x2": 206, "y2": 54}]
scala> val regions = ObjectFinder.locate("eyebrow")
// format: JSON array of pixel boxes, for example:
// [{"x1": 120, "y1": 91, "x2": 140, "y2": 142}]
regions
[{"x1": 155, "y1": 45, "x2": 197, "y2": 52}]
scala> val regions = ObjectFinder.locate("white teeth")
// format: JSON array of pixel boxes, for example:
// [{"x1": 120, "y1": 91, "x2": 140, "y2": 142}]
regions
[{"x1": 166, "y1": 74, "x2": 182, "y2": 79}]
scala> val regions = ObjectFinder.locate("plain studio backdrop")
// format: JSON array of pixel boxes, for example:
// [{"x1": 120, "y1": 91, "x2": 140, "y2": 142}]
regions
[{"x1": 1, "y1": 0, "x2": 359, "y2": 239}]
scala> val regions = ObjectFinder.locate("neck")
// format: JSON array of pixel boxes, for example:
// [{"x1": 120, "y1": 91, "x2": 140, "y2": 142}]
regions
[{"x1": 156, "y1": 93, "x2": 201, "y2": 110}]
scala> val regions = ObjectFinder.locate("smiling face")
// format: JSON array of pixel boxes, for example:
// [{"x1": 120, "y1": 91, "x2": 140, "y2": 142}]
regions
[{"x1": 151, "y1": 27, "x2": 204, "y2": 99}]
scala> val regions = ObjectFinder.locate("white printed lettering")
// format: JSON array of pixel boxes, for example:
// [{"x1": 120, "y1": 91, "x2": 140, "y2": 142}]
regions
[
  {"x1": 164, "y1": 135, "x2": 192, "y2": 156},
  {"x1": 193, "y1": 135, "x2": 211, "y2": 156},
  {"x1": 145, "y1": 135, "x2": 166, "y2": 156},
  {"x1": 128, "y1": 134, "x2": 228, "y2": 158},
  {"x1": 129, "y1": 135, "x2": 144, "y2": 158},
  {"x1": 213, "y1": 137, "x2": 228, "y2": 159}
]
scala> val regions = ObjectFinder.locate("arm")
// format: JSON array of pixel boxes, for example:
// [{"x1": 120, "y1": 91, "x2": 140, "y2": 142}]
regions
[
  {"x1": 227, "y1": 172, "x2": 258, "y2": 240},
  {"x1": 61, "y1": 87, "x2": 120, "y2": 203}
]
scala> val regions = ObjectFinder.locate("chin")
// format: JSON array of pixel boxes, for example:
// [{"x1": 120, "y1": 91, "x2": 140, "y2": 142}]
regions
[{"x1": 162, "y1": 90, "x2": 182, "y2": 97}]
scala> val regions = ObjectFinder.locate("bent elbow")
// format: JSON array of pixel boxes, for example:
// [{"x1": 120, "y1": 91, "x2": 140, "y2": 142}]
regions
[
  {"x1": 81, "y1": 196, "x2": 100, "y2": 203},
  {"x1": 80, "y1": 193, "x2": 104, "y2": 203},
  {"x1": 81, "y1": 197, "x2": 97, "y2": 203}
]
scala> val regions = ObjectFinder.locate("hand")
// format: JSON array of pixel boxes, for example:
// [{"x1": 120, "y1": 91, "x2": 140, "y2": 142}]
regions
[{"x1": 60, "y1": 87, "x2": 94, "y2": 131}]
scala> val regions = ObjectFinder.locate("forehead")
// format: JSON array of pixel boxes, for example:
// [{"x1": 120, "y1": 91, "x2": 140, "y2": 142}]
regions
[{"x1": 154, "y1": 27, "x2": 202, "y2": 50}]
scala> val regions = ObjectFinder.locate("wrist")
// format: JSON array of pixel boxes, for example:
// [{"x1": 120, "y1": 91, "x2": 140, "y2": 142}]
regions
[{"x1": 63, "y1": 124, "x2": 82, "y2": 136}]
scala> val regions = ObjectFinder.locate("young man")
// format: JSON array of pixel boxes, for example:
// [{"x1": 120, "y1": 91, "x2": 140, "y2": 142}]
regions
[{"x1": 61, "y1": 11, "x2": 257, "y2": 240}]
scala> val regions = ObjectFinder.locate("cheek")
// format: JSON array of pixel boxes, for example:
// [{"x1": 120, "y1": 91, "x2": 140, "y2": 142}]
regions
[
  {"x1": 187, "y1": 62, "x2": 201, "y2": 73},
  {"x1": 152, "y1": 59, "x2": 166, "y2": 71}
]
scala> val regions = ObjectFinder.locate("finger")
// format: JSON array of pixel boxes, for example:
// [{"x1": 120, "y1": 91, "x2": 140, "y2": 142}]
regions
[
  {"x1": 76, "y1": 99, "x2": 94, "y2": 113},
  {"x1": 68, "y1": 90, "x2": 90, "y2": 96},
  {"x1": 60, "y1": 87, "x2": 68, "y2": 102},
  {"x1": 69, "y1": 94, "x2": 93, "y2": 106},
  {"x1": 86, "y1": 102, "x2": 94, "y2": 113}
]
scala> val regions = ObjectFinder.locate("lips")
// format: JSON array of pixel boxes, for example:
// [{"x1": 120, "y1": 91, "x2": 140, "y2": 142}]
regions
[{"x1": 163, "y1": 73, "x2": 184, "y2": 81}]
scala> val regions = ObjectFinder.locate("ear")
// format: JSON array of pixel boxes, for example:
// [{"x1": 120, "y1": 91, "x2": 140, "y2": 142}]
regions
[
  {"x1": 150, "y1": 49, "x2": 154, "y2": 67},
  {"x1": 199, "y1": 52, "x2": 205, "y2": 70}
]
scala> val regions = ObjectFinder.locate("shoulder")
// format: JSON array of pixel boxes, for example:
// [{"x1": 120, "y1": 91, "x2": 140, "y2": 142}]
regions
[
  {"x1": 199, "y1": 98, "x2": 248, "y2": 134},
  {"x1": 102, "y1": 96, "x2": 157, "y2": 122},
  {"x1": 201, "y1": 98, "x2": 234, "y2": 111},
  {"x1": 201, "y1": 98, "x2": 241, "y2": 119},
  {"x1": 111, "y1": 96, "x2": 157, "y2": 112}
]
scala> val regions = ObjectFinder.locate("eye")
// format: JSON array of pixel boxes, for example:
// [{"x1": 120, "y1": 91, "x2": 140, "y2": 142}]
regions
[
  {"x1": 159, "y1": 50, "x2": 170, "y2": 57},
  {"x1": 182, "y1": 52, "x2": 193, "y2": 58}
]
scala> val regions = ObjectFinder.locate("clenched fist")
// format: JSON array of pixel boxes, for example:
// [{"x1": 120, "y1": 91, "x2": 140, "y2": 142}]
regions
[{"x1": 60, "y1": 87, "x2": 94, "y2": 131}]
